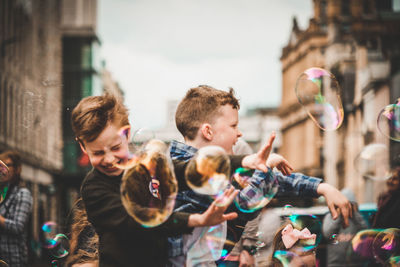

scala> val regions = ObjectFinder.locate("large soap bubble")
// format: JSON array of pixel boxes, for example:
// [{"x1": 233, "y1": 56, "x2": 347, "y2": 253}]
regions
[
  {"x1": 377, "y1": 99, "x2": 400, "y2": 142},
  {"x1": 295, "y1": 67, "x2": 344, "y2": 131},
  {"x1": 354, "y1": 143, "x2": 392, "y2": 181},
  {"x1": 121, "y1": 139, "x2": 178, "y2": 228}
]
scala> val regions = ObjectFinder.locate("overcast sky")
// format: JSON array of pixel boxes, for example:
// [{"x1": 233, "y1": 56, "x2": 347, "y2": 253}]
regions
[{"x1": 98, "y1": 0, "x2": 313, "y2": 130}]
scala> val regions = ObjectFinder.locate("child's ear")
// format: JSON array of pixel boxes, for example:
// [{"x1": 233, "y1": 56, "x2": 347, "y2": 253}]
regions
[
  {"x1": 78, "y1": 141, "x2": 87, "y2": 154},
  {"x1": 200, "y1": 123, "x2": 213, "y2": 141}
]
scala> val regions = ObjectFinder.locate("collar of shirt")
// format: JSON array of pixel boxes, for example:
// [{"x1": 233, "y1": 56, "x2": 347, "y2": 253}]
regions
[{"x1": 169, "y1": 140, "x2": 198, "y2": 162}]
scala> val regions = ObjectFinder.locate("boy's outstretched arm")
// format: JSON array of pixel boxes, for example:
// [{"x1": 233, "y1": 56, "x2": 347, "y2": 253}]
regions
[
  {"x1": 317, "y1": 183, "x2": 353, "y2": 227},
  {"x1": 188, "y1": 187, "x2": 239, "y2": 227}
]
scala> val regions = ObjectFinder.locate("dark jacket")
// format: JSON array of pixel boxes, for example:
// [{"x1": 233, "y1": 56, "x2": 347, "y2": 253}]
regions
[
  {"x1": 372, "y1": 189, "x2": 400, "y2": 229},
  {"x1": 81, "y1": 168, "x2": 193, "y2": 267}
]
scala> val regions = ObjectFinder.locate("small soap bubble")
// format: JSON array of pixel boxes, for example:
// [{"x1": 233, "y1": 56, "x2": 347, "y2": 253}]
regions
[
  {"x1": 49, "y1": 234, "x2": 70, "y2": 258},
  {"x1": 295, "y1": 67, "x2": 344, "y2": 131},
  {"x1": 41, "y1": 221, "x2": 59, "y2": 248},
  {"x1": 385, "y1": 256, "x2": 400, "y2": 266},
  {"x1": 132, "y1": 127, "x2": 155, "y2": 146},
  {"x1": 377, "y1": 99, "x2": 400, "y2": 142},
  {"x1": 350, "y1": 229, "x2": 381, "y2": 261},
  {"x1": 354, "y1": 144, "x2": 392, "y2": 181},
  {"x1": 121, "y1": 140, "x2": 178, "y2": 228},
  {"x1": 330, "y1": 234, "x2": 339, "y2": 245},
  {"x1": 51, "y1": 260, "x2": 58, "y2": 267}
]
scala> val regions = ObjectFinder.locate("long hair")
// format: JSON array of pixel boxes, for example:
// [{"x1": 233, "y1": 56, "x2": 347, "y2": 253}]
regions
[{"x1": 66, "y1": 198, "x2": 99, "y2": 267}]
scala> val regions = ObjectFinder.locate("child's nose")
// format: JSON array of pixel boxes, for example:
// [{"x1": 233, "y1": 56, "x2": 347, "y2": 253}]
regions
[
  {"x1": 104, "y1": 152, "x2": 115, "y2": 164},
  {"x1": 237, "y1": 130, "x2": 243, "y2": 137}
]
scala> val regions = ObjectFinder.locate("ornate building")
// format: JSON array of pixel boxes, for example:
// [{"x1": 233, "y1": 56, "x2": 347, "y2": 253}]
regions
[{"x1": 279, "y1": 0, "x2": 400, "y2": 203}]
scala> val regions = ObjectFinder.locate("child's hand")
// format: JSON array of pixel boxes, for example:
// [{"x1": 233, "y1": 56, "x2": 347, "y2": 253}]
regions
[
  {"x1": 317, "y1": 183, "x2": 353, "y2": 227},
  {"x1": 267, "y1": 153, "x2": 293, "y2": 176},
  {"x1": 187, "y1": 187, "x2": 239, "y2": 227},
  {"x1": 241, "y1": 132, "x2": 276, "y2": 173}
]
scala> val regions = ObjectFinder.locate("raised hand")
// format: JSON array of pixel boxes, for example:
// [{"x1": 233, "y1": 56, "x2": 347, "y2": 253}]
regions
[
  {"x1": 267, "y1": 153, "x2": 294, "y2": 176},
  {"x1": 241, "y1": 132, "x2": 276, "y2": 173}
]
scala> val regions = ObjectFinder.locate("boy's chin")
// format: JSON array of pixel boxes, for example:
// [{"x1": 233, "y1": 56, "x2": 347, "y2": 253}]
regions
[{"x1": 98, "y1": 167, "x2": 123, "y2": 176}]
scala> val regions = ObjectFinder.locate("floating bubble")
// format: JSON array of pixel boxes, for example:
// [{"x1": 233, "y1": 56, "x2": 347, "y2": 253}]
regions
[
  {"x1": 288, "y1": 214, "x2": 322, "y2": 252},
  {"x1": 372, "y1": 228, "x2": 400, "y2": 264},
  {"x1": 0, "y1": 260, "x2": 8, "y2": 267},
  {"x1": 49, "y1": 234, "x2": 69, "y2": 258},
  {"x1": 41, "y1": 221, "x2": 59, "y2": 248},
  {"x1": 354, "y1": 144, "x2": 392, "y2": 181},
  {"x1": 132, "y1": 127, "x2": 155, "y2": 145},
  {"x1": 377, "y1": 99, "x2": 400, "y2": 142},
  {"x1": 350, "y1": 229, "x2": 381, "y2": 261},
  {"x1": 386, "y1": 256, "x2": 400, "y2": 266},
  {"x1": 121, "y1": 140, "x2": 178, "y2": 227},
  {"x1": 329, "y1": 234, "x2": 339, "y2": 245},
  {"x1": 295, "y1": 67, "x2": 344, "y2": 131},
  {"x1": 283, "y1": 204, "x2": 294, "y2": 216},
  {"x1": 273, "y1": 250, "x2": 306, "y2": 267},
  {"x1": 233, "y1": 168, "x2": 278, "y2": 213},
  {"x1": 185, "y1": 146, "x2": 230, "y2": 196},
  {"x1": 0, "y1": 160, "x2": 9, "y2": 183},
  {"x1": 51, "y1": 260, "x2": 58, "y2": 267},
  {"x1": 205, "y1": 224, "x2": 228, "y2": 261}
]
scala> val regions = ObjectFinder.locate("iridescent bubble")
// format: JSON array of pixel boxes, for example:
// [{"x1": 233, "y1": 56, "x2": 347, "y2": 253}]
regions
[
  {"x1": 330, "y1": 234, "x2": 339, "y2": 245},
  {"x1": 233, "y1": 167, "x2": 278, "y2": 213},
  {"x1": 41, "y1": 221, "x2": 59, "y2": 248},
  {"x1": 372, "y1": 228, "x2": 400, "y2": 264},
  {"x1": 185, "y1": 146, "x2": 230, "y2": 196},
  {"x1": 51, "y1": 260, "x2": 58, "y2": 267},
  {"x1": 354, "y1": 144, "x2": 392, "y2": 181},
  {"x1": 49, "y1": 234, "x2": 70, "y2": 258},
  {"x1": 0, "y1": 260, "x2": 8, "y2": 267},
  {"x1": 132, "y1": 127, "x2": 155, "y2": 145},
  {"x1": 205, "y1": 224, "x2": 227, "y2": 261},
  {"x1": 283, "y1": 204, "x2": 294, "y2": 216},
  {"x1": 121, "y1": 140, "x2": 178, "y2": 227},
  {"x1": 288, "y1": 214, "x2": 322, "y2": 252},
  {"x1": 295, "y1": 67, "x2": 344, "y2": 131},
  {"x1": 350, "y1": 229, "x2": 381, "y2": 261},
  {"x1": 386, "y1": 256, "x2": 400, "y2": 266},
  {"x1": 273, "y1": 250, "x2": 306, "y2": 267},
  {"x1": 377, "y1": 99, "x2": 400, "y2": 142},
  {"x1": 0, "y1": 160, "x2": 9, "y2": 183}
]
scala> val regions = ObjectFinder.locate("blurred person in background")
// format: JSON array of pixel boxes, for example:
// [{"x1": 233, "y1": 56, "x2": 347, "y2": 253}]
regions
[
  {"x1": 372, "y1": 166, "x2": 400, "y2": 229},
  {"x1": 0, "y1": 150, "x2": 33, "y2": 267},
  {"x1": 323, "y1": 188, "x2": 368, "y2": 267}
]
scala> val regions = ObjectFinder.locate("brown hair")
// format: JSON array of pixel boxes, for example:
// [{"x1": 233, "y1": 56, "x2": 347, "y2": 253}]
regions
[
  {"x1": 66, "y1": 198, "x2": 99, "y2": 267},
  {"x1": 175, "y1": 85, "x2": 240, "y2": 140},
  {"x1": 0, "y1": 150, "x2": 22, "y2": 185},
  {"x1": 71, "y1": 94, "x2": 129, "y2": 143}
]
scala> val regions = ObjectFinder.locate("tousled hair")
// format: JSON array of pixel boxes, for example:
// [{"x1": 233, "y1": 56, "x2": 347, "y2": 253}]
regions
[
  {"x1": 0, "y1": 150, "x2": 22, "y2": 186},
  {"x1": 175, "y1": 85, "x2": 240, "y2": 140},
  {"x1": 71, "y1": 94, "x2": 129, "y2": 143}
]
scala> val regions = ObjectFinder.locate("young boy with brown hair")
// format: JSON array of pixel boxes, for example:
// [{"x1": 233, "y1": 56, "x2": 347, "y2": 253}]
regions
[
  {"x1": 168, "y1": 85, "x2": 353, "y2": 265},
  {"x1": 71, "y1": 94, "x2": 241, "y2": 267}
]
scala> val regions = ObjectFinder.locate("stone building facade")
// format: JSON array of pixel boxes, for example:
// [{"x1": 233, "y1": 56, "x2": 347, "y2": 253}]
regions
[{"x1": 279, "y1": 0, "x2": 400, "y2": 203}]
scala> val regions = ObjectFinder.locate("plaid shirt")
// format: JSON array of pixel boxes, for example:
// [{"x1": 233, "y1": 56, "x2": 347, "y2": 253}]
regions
[
  {"x1": 168, "y1": 140, "x2": 322, "y2": 257},
  {"x1": 0, "y1": 185, "x2": 32, "y2": 267}
]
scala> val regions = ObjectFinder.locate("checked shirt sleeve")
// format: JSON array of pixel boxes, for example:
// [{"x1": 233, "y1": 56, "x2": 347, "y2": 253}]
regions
[
  {"x1": 4, "y1": 188, "x2": 32, "y2": 235},
  {"x1": 274, "y1": 171, "x2": 322, "y2": 198}
]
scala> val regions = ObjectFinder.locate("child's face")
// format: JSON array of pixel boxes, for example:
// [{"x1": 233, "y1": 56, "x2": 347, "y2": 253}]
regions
[
  {"x1": 81, "y1": 122, "x2": 130, "y2": 177},
  {"x1": 209, "y1": 104, "x2": 242, "y2": 154}
]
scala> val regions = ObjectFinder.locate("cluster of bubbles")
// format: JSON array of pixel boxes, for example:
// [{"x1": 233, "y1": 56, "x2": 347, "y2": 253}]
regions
[
  {"x1": 119, "y1": 128, "x2": 178, "y2": 228},
  {"x1": 41, "y1": 221, "x2": 70, "y2": 265},
  {"x1": 295, "y1": 67, "x2": 344, "y2": 131}
]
